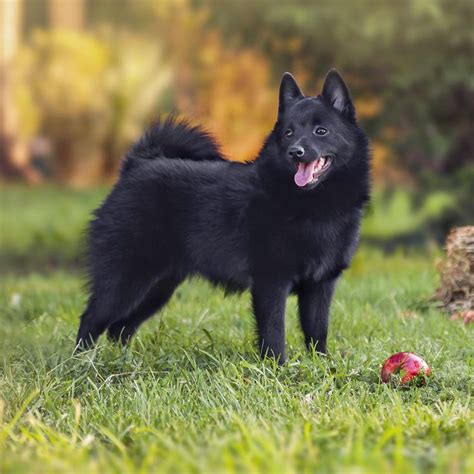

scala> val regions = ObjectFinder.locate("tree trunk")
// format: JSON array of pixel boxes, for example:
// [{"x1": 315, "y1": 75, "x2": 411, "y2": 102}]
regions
[{"x1": 0, "y1": 0, "x2": 40, "y2": 182}]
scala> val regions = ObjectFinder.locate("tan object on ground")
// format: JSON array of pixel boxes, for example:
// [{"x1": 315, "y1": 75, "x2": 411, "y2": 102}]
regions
[
  {"x1": 449, "y1": 310, "x2": 474, "y2": 324},
  {"x1": 434, "y1": 226, "x2": 474, "y2": 319}
]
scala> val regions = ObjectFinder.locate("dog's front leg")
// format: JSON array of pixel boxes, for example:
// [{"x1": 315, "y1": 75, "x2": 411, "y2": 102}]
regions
[
  {"x1": 251, "y1": 277, "x2": 290, "y2": 364},
  {"x1": 298, "y1": 278, "x2": 336, "y2": 355}
]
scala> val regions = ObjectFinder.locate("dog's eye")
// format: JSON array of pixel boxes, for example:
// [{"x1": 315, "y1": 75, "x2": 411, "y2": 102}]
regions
[
  {"x1": 285, "y1": 129, "x2": 293, "y2": 138},
  {"x1": 314, "y1": 127, "x2": 328, "y2": 136}
]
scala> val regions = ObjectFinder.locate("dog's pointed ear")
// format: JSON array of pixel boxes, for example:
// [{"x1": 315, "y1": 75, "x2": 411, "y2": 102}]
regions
[
  {"x1": 279, "y1": 72, "x2": 304, "y2": 115},
  {"x1": 321, "y1": 69, "x2": 355, "y2": 122}
]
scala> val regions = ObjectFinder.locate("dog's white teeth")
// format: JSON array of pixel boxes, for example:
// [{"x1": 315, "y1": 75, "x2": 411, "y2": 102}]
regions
[
  {"x1": 309, "y1": 157, "x2": 330, "y2": 184},
  {"x1": 317, "y1": 157, "x2": 326, "y2": 171}
]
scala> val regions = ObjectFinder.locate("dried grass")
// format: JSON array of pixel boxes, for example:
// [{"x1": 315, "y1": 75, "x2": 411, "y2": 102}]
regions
[{"x1": 434, "y1": 226, "x2": 474, "y2": 319}]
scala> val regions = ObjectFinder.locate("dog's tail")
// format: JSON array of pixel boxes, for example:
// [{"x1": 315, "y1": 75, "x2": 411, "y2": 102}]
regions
[{"x1": 122, "y1": 116, "x2": 225, "y2": 173}]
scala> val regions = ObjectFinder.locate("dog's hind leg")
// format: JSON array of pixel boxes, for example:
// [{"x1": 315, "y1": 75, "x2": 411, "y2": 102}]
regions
[
  {"x1": 75, "y1": 297, "x2": 109, "y2": 349},
  {"x1": 107, "y1": 275, "x2": 182, "y2": 344},
  {"x1": 75, "y1": 274, "x2": 161, "y2": 350}
]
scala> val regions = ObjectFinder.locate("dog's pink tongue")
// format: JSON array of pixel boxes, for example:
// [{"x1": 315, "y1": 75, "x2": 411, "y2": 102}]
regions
[{"x1": 294, "y1": 162, "x2": 314, "y2": 187}]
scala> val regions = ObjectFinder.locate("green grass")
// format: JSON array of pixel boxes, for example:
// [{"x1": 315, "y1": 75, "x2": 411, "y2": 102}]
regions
[
  {"x1": 1, "y1": 254, "x2": 473, "y2": 473},
  {"x1": 0, "y1": 186, "x2": 473, "y2": 473},
  {"x1": 0, "y1": 185, "x2": 107, "y2": 268}
]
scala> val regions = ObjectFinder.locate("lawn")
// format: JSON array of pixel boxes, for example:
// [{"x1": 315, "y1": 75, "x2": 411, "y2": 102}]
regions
[{"x1": 0, "y1": 187, "x2": 473, "y2": 473}]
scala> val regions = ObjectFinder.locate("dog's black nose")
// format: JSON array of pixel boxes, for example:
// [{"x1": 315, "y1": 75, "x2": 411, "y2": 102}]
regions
[{"x1": 288, "y1": 146, "x2": 305, "y2": 159}]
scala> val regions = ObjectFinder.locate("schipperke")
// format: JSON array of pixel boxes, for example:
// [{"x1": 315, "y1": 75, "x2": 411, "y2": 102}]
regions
[{"x1": 76, "y1": 70, "x2": 370, "y2": 363}]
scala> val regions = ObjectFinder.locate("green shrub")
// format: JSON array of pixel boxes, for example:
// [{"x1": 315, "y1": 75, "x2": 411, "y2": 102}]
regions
[{"x1": 362, "y1": 189, "x2": 455, "y2": 240}]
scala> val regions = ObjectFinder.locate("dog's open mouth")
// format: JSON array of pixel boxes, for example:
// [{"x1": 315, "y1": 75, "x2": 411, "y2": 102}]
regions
[{"x1": 294, "y1": 156, "x2": 332, "y2": 188}]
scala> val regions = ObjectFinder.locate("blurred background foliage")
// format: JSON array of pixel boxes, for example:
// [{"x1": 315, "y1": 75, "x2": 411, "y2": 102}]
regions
[{"x1": 1, "y1": 0, "x2": 473, "y2": 263}]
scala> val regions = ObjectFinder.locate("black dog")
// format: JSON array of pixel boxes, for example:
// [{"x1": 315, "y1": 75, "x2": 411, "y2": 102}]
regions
[{"x1": 76, "y1": 70, "x2": 370, "y2": 362}]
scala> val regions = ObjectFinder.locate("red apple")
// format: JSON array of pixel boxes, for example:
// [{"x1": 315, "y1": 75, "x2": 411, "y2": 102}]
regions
[{"x1": 381, "y1": 352, "x2": 432, "y2": 385}]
